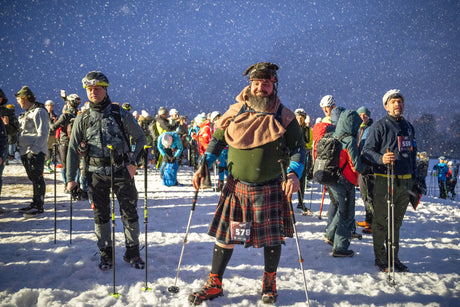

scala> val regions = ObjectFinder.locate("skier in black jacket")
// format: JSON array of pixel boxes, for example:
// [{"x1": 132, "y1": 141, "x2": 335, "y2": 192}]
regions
[
  {"x1": 362, "y1": 89, "x2": 416, "y2": 273},
  {"x1": 51, "y1": 94, "x2": 81, "y2": 193}
]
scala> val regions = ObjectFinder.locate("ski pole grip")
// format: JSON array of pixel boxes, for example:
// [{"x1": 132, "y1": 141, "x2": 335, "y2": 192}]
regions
[
  {"x1": 107, "y1": 145, "x2": 114, "y2": 163},
  {"x1": 278, "y1": 159, "x2": 288, "y2": 182}
]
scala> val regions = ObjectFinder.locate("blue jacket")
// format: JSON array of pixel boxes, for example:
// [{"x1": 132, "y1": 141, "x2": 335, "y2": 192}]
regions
[
  {"x1": 433, "y1": 162, "x2": 449, "y2": 182},
  {"x1": 362, "y1": 115, "x2": 417, "y2": 176},
  {"x1": 157, "y1": 131, "x2": 183, "y2": 158}
]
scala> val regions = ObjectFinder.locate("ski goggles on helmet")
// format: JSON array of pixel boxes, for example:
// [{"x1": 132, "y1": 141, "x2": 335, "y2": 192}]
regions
[{"x1": 82, "y1": 79, "x2": 109, "y2": 89}]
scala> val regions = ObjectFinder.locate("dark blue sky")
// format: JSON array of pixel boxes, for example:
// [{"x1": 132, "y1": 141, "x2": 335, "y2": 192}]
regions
[{"x1": 1, "y1": 0, "x2": 458, "y2": 121}]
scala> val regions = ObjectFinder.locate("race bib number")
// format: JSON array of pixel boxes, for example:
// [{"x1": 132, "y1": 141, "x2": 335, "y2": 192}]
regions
[
  {"x1": 398, "y1": 136, "x2": 413, "y2": 152},
  {"x1": 230, "y1": 221, "x2": 251, "y2": 242}
]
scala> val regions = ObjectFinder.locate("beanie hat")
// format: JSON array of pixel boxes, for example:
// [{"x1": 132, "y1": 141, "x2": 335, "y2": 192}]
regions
[
  {"x1": 82, "y1": 71, "x2": 109, "y2": 88},
  {"x1": 161, "y1": 133, "x2": 173, "y2": 148},
  {"x1": 132, "y1": 110, "x2": 139, "y2": 118},
  {"x1": 158, "y1": 107, "x2": 168, "y2": 115},
  {"x1": 448, "y1": 161, "x2": 453, "y2": 166},
  {"x1": 141, "y1": 110, "x2": 149, "y2": 118},
  {"x1": 170, "y1": 108, "x2": 178, "y2": 115},
  {"x1": 15, "y1": 86, "x2": 36, "y2": 102},
  {"x1": 320, "y1": 95, "x2": 335, "y2": 108},
  {"x1": 122, "y1": 102, "x2": 132, "y2": 111},
  {"x1": 357, "y1": 106, "x2": 371, "y2": 117},
  {"x1": 210, "y1": 111, "x2": 221, "y2": 123},
  {"x1": 66, "y1": 94, "x2": 81, "y2": 108},
  {"x1": 45, "y1": 100, "x2": 55, "y2": 106},
  {"x1": 294, "y1": 108, "x2": 307, "y2": 118},
  {"x1": 382, "y1": 89, "x2": 404, "y2": 106},
  {"x1": 439, "y1": 156, "x2": 446, "y2": 161},
  {"x1": 243, "y1": 62, "x2": 279, "y2": 83}
]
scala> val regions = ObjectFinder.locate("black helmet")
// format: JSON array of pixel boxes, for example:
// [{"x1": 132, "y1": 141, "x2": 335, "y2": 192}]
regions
[
  {"x1": 122, "y1": 102, "x2": 132, "y2": 111},
  {"x1": 66, "y1": 94, "x2": 81, "y2": 108},
  {"x1": 82, "y1": 71, "x2": 109, "y2": 89}
]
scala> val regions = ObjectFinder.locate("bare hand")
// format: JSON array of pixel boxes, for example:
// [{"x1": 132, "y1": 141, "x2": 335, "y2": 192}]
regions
[
  {"x1": 382, "y1": 152, "x2": 395, "y2": 164},
  {"x1": 67, "y1": 180, "x2": 78, "y2": 191},
  {"x1": 1, "y1": 116, "x2": 8, "y2": 125},
  {"x1": 282, "y1": 172, "x2": 300, "y2": 197},
  {"x1": 192, "y1": 169, "x2": 203, "y2": 190}
]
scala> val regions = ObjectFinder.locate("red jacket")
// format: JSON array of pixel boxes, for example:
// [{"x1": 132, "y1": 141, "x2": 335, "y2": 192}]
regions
[{"x1": 197, "y1": 120, "x2": 211, "y2": 155}]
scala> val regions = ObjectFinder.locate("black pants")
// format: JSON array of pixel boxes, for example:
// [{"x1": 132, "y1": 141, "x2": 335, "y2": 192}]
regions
[
  {"x1": 88, "y1": 167, "x2": 140, "y2": 249},
  {"x1": 21, "y1": 152, "x2": 46, "y2": 208},
  {"x1": 88, "y1": 167, "x2": 139, "y2": 225}
]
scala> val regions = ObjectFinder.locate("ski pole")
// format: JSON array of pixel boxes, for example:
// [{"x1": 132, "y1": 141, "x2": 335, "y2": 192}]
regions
[
  {"x1": 213, "y1": 163, "x2": 217, "y2": 192},
  {"x1": 70, "y1": 193, "x2": 73, "y2": 244},
  {"x1": 318, "y1": 185, "x2": 327, "y2": 220},
  {"x1": 309, "y1": 178, "x2": 314, "y2": 211},
  {"x1": 142, "y1": 145, "x2": 152, "y2": 291},
  {"x1": 386, "y1": 148, "x2": 395, "y2": 286},
  {"x1": 107, "y1": 145, "x2": 120, "y2": 297},
  {"x1": 54, "y1": 143, "x2": 58, "y2": 244},
  {"x1": 279, "y1": 159, "x2": 311, "y2": 306},
  {"x1": 168, "y1": 157, "x2": 208, "y2": 294}
]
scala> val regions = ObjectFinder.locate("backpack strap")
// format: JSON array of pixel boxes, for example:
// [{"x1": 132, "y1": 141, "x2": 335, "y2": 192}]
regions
[
  {"x1": 337, "y1": 133, "x2": 351, "y2": 173},
  {"x1": 110, "y1": 104, "x2": 131, "y2": 152}
]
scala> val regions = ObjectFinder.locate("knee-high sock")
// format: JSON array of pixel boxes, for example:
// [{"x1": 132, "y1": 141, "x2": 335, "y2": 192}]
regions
[
  {"x1": 211, "y1": 244, "x2": 234, "y2": 279},
  {"x1": 264, "y1": 245, "x2": 281, "y2": 273}
]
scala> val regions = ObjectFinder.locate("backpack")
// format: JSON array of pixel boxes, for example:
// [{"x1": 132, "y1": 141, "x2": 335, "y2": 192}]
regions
[
  {"x1": 81, "y1": 104, "x2": 131, "y2": 152},
  {"x1": 313, "y1": 132, "x2": 349, "y2": 185}
]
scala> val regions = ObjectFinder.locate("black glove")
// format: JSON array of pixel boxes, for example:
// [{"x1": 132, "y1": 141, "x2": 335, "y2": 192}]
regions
[
  {"x1": 70, "y1": 183, "x2": 82, "y2": 201},
  {"x1": 408, "y1": 182, "x2": 422, "y2": 210}
]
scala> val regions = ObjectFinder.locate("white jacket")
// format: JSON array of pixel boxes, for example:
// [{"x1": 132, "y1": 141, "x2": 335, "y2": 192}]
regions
[{"x1": 18, "y1": 103, "x2": 49, "y2": 155}]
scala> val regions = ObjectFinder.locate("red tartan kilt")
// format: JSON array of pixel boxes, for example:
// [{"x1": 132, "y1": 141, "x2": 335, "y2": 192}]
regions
[{"x1": 207, "y1": 175, "x2": 294, "y2": 248}]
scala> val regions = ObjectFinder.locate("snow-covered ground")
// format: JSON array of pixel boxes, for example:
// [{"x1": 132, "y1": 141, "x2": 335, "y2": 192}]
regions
[{"x1": 0, "y1": 159, "x2": 459, "y2": 307}]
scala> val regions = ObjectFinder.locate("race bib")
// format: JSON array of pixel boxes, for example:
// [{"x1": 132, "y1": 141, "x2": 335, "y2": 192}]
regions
[
  {"x1": 230, "y1": 221, "x2": 251, "y2": 242},
  {"x1": 398, "y1": 135, "x2": 413, "y2": 152}
]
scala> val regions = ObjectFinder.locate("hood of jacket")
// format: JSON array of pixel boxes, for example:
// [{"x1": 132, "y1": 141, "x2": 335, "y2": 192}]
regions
[{"x1": 333, "y1": 109, "x2": 361, "y2": 139}]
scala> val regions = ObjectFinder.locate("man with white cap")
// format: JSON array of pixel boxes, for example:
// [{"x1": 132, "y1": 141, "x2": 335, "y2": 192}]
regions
[{"x1": 362, "y1": 89, "x2": 417, "y2": 273}]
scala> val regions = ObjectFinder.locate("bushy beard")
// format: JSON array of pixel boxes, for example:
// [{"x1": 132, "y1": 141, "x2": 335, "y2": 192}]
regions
[{"x1": 247, "y1": 91, "x2": 276, "y2": 112}]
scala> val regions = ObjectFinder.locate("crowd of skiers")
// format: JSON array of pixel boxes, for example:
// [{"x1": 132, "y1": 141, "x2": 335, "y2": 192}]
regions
[{"x1": 0, "y1": 64, "x2": 459, "y2": 305}]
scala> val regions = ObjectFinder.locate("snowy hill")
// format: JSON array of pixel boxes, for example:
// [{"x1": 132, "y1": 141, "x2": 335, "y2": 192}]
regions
[{"x1": 0, "y1": 159, "x2": 459, "y2": 306}]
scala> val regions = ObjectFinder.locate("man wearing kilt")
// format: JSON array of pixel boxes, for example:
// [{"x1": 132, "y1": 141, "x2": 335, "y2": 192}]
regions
[{"x1": 189, "y1": 62, "x2": 306, "y2": 305}]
